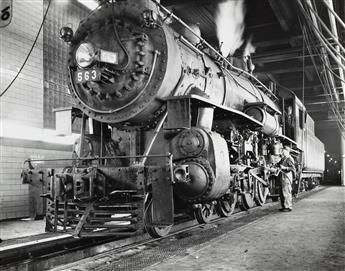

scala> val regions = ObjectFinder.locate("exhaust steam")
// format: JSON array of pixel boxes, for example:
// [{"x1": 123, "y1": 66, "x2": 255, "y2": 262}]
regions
[
  {"x1": 243, "y1": 36, "x2": 256, "y2": 57},
  {"x1": 215, "y1": 0, "x2": 246, "y2": 57}
]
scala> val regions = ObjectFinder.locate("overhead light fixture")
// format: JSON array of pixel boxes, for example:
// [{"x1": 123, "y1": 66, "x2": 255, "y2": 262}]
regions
[{"x1": 78, "y1": 0, "x2": 99, "y2": 10}]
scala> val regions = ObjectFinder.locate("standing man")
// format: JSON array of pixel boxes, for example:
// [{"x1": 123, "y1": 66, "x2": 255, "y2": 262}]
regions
[{"x1": 277, "y1": 146, "x2": 296, "y2": 212}]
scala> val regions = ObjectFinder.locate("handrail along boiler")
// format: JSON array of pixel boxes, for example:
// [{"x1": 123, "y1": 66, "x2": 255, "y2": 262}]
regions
[{"x1": 23, "y1": 0, "x2": 325, "y2": 238}]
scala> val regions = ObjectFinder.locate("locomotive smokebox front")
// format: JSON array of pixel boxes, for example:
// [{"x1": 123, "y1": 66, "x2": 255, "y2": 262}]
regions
[{"x1": 67, "y1": 0, "x2": 181, "y2": 124}]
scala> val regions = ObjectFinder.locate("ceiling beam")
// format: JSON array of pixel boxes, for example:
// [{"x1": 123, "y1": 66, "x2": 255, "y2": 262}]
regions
[
  {"x1": 254, "y1": 35, "x2": 303, "y2": 48},
  {"x1": 292, "y1": 85, "x2": 322, "y2": 91},
  {"x1": 268, "y1": 0, "x2": 295, "y2": 32},
  {"x1": 252, "y1": 48, "x2": 302, "y2": 64},
  {"x1": 305, "y1": 101, "x2": 345, "y2": 113},
  {"x1": 255, "y1": 64, "x2": 317, "y2": 75},
  {"x1": 276, "y1": 78, "x2": 322, "y2": 90},
  {"x1": 304, "y1": 92, "x2": 344, "y2": 99}
]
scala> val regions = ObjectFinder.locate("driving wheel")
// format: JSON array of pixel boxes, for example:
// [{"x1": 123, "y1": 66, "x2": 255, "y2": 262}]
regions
[
  {"x1": 239, "y1": 192, "x2": 255, "y2": 210},
  {"x1": 216, "y1": 191, "x2": 238, "y2": 217},
  {"x1": 194, "y1": 203, "x2": 214, "y2": 224},
  {"x1": 255, "y1": 181, "x2": 269, "y2": 206},
  {"x1": 144, "y1": 197, "x2": 172, "y2": 238}
]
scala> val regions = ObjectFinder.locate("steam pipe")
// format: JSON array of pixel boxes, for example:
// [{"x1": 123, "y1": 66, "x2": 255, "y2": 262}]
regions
[
  {"x1": 297, "y1": 0, "x2": 340, "y2": 101},
  {"x1": 304, "y1": 1, "x2": 345, "y2": 61},
  {"x1": 151, "y1": 0, "x2": 278, "y2": 101},
  {"x1": 303, "y1": 1, "x2": 345, "y2": 103},
  {"x1": 321, "y1": 0, "x2": 345, "y2": 30},
  {"x1": 322, "y1": 0, "x2": 345, "y2": 101},
  {"x1": 301, "y1": 21, "x2": 345, "y2": 128},
  {"x1": 139, "y1": 111, "x2": 168, "y2": 165}
]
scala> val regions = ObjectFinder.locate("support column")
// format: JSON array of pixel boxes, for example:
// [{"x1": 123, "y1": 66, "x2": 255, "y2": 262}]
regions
[{"x1": 341, "y1": 132, "x2": 345, "y2": 186}]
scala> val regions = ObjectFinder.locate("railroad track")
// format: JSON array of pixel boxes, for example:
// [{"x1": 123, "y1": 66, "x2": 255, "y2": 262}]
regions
[{"x1": 0, "y1": 186, "x2": 324, "y2": 271}]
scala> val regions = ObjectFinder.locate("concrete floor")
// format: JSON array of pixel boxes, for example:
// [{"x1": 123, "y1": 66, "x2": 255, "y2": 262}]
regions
[
  {"x1": 1, "y1": 187, "x2": 344, "y2": 270},
  {"x1": 146, "y1": 186, "x2": 345, "y2": 271},
  {"x1": 0, "y1": 218, "x2": 45, "y2": 241}
]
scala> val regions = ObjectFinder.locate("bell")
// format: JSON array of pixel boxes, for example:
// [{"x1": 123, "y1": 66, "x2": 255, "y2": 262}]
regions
[{"x1": 59, "y1": 26, "x2": 74, "y2": 43}]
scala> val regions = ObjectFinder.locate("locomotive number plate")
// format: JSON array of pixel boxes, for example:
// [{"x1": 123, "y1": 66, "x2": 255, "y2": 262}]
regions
[{"x1": 75, "y1": 69, "x2": 101, "y2": 83}]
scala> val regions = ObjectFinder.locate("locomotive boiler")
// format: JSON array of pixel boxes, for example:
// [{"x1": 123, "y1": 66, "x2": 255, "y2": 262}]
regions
[{"x1": 22, "y1": 0, "x2": 324, "y2": 238}]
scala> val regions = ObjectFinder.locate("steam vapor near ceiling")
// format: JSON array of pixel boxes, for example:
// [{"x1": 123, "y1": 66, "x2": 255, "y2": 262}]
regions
[
  {"x1": 243, "y1": 36, "x2": 256, "y2": 57},
  {"x1": 215, "y1": 0, "x2": 246, "y2": 57}
]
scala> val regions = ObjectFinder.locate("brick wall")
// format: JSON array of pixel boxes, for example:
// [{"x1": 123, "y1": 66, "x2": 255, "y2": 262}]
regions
[
  {"x1": 0, "y1": 141, "x2": 72, "y2": 220},
  {"x1": 43, "y1": 0, "x2": 88, "y2": 130},
  {"x1": 0, "y1": 0, "x2": 44, "y2": 128},
  {"x1": 0, "y1": 0, "x2": 76, "y2": 220}
]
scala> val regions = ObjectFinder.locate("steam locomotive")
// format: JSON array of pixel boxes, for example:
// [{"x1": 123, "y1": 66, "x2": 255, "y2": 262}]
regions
[{"x1": 23, "y1": 0, "x2": 325, "y2": 238}]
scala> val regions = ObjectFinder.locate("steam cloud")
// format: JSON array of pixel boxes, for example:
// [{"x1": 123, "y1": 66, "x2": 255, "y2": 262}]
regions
[
  {"x1": 243, "y1": 36, "x2": 256, "y2": 57},
  {"x1": 215, "y1": 0, "x2": 246, "y2": 57}
]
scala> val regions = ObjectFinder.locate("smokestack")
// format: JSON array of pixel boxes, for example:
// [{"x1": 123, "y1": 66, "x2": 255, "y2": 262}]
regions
[{"x1": 215, "y1": 0, "x2": 246, "y2": 57}]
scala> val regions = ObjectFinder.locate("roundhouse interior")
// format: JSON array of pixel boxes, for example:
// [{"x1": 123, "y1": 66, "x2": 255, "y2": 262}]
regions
[{"x1": 0, "y1": 0, "x2": 344, "y2": 270}]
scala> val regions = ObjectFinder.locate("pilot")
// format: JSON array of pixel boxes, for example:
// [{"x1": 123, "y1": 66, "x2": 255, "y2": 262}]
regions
[{"x1": 276, "y1": 145, "x2": 296, "y2": 212}]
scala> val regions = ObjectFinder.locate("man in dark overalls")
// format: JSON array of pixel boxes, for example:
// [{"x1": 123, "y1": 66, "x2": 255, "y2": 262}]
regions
[{"x1": 277, "y1": 146, "x2": 296, "y2": 212}]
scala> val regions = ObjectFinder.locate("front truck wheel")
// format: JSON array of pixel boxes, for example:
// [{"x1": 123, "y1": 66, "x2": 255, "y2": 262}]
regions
[{"x1": 144, "y1": 198, "x2": 172, "y2": 238}]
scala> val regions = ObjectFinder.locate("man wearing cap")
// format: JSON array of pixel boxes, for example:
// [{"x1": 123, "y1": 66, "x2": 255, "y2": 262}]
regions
[{"x1": 276, "y1": 146, "x2": 296, "y2": 212}]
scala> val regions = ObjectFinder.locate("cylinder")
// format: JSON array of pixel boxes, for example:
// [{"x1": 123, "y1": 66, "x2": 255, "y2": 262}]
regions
[
  {"x1": 173, "y1": 130, "x2": 231, "y2": 202},
  {"x1": 174, "y1": 160, "x2": 210, "y2": 200}
]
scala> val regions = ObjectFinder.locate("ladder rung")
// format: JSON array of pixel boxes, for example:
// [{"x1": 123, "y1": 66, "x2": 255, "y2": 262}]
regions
[
  {"x1": 90, "y1": 217, "x2": 138, "y2": 222},
  {"x1": 81, "y1": 231, "x2": 138, "y2": 237},
  {"x1": 84, "y1": 224, "x2": 137, "y2": 229}
]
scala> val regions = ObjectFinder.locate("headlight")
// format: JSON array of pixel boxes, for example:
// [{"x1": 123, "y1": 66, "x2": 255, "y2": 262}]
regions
[{"x1": 75, "y1": 42, "x2": 96, "y2": 68}]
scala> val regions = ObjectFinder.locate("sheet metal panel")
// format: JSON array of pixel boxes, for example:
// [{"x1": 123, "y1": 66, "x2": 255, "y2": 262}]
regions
[{"x1": 304, "y1": 130, "x2": 325, "y2": 172}]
